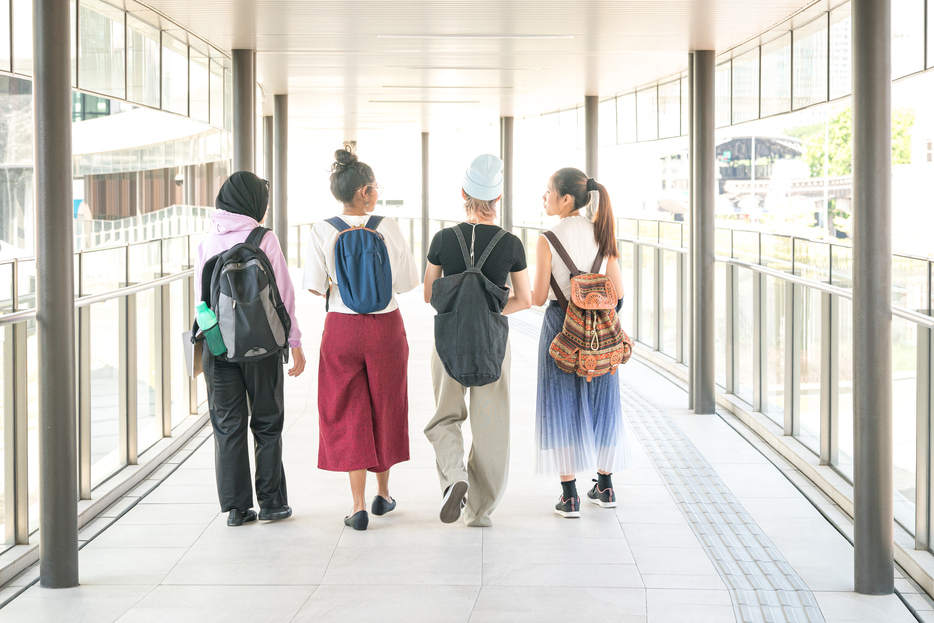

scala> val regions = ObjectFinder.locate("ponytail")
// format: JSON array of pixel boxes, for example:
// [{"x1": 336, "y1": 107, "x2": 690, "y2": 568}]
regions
[
  {"x1": 593, "y1": 182, "x2": 618, "y2": 260},
  {"x1": 552, "y1": 167, "x2": 618, "y2": 260}
]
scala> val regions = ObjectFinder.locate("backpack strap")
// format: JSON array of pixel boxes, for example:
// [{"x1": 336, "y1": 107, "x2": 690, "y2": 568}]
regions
[
  {"x1": 365, "y1": 215, "x2": 384, "y2": 230},
  {"x1": 475, "y1": 229, "x2": 508, "y2": 270},
  {"x1": 589, "y1": 252, "x2": 604, "y2": 274},
  {"x1": 542, "y1": 231, "x2": 581, "y2": 276},
  {"x1": 325, "y1": 216, "x2": 350, "y2": 232},
  {"x1": 245, "y1": 226, "x2": 270, "y2": 248},
  {"x1": 451, "y1": 225, "x2": 474, "y2": 268}
]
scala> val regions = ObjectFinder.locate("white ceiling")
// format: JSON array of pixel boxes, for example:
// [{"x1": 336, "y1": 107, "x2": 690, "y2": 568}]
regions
[{"x1": 137, "y1": 0, "x2": 823, "y2": 138}]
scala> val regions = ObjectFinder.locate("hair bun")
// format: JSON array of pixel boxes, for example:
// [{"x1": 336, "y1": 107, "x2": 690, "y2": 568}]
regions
[{"x1": 333, "y1": 147, "x2": 358, "y2": 170}]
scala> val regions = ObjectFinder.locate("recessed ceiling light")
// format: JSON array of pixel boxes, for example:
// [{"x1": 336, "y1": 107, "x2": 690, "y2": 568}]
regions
[{"x1": 376, "y1": 34, "x2": 573, "y2": 39}]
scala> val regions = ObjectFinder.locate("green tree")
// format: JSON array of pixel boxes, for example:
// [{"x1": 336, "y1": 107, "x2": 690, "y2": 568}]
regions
[{"x1": 804, "y1": 107, "x2": 915, "y2": 177}]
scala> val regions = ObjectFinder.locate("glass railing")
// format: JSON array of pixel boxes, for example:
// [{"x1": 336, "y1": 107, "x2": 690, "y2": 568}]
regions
[
  {"x1": 0, "y1": 232, "x2": 207, "y2": 552},
  {"x1": 288, "y1": 215, "x2": 934, "y2": 549}
]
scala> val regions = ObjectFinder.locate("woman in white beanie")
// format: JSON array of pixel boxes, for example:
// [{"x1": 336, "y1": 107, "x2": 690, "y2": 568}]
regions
[{"x1": 423, "y1": 154, "x2": 531, "y2": 527}]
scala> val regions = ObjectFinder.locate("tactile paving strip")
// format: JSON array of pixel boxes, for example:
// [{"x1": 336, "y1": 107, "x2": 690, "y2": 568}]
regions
[{"x1": 620, "y1": 382, "x2": 825, "y2": 623}]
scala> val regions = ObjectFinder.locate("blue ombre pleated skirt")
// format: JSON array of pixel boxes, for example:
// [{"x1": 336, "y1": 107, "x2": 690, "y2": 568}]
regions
[{"x1": 535, "y1": 304, "x2": 637, "y2": 476}]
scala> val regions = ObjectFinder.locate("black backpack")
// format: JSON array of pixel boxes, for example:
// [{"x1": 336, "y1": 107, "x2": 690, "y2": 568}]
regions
[
  {"x1": 194, "y1": 227, "x2": 291, "y2": 363},
  {"x1": 429, "y1": 225, "x2": 509, "y2": 387}
]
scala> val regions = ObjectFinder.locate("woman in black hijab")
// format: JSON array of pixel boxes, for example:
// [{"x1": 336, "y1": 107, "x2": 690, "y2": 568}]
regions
[{"x1": 195, "y1": 171, "x2": 306, "y2": 527}]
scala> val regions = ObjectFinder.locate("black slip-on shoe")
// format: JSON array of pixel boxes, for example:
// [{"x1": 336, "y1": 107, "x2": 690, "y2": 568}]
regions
[
  {"x1": 227, "y1": 509, "x2": 257, "y2": 526},
  {"x1": 440, "y1": 480, "x2": 469, "y2": 524},
  {"x1": 258, "y1": 505, "x2": 293, "y2": 521},
  {"x1": 371, "y1": 495, "x2": 396, "y2": 516},
  {"x1": 587, "y1": 480, "x2": 617, "y2": 508},
  {"x1": 344, "y1": 510, "x2": 369, "y2": 531}
]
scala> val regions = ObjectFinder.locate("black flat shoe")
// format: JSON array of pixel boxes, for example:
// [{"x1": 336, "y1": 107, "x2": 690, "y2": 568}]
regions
[
  {"x1": 371, "y1": 495, "x2": 396, "y2": 516},
  {"x1": 343, "y1": 510, "x2": 369, "y2": 531},
  {"x1": 259, "y1": 505, "x2": 293, "y2": 521},
  {"x1": 227, "y1": 509, "x2": 257, "y2": 526}
]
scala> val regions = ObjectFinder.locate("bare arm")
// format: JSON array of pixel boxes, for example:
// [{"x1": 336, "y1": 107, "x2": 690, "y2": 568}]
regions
[
  {"x1": 530, "y1": 235, "x2": 553, "y2": 307},
  {"x1": 423, "y1": 263, "x2": 443, "y2": 304},
  {"x1": 605, "y1": 256, "x2": 625, "y2": 299},
  {"x1": 502, "y1": 269, "x2": 531, "y2": 315},
  {"x1": 307, "y1": 288, "x2": 325, "y2": 297}
]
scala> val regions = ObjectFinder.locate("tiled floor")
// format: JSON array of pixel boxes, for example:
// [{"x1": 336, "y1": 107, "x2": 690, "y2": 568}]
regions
[{"x1": 0, "y1": 287, "x2": 925, "y2": 622}]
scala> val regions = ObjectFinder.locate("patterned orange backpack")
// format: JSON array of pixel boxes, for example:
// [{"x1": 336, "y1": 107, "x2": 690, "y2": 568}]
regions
[{"x1": 544, "y1": 231, "x2": 633, "y2": 382}]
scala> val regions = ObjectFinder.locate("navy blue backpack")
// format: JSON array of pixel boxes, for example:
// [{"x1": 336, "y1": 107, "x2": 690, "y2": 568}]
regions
[{"x1": 325, "y1": 215, "x2": 393, "y2": 314}]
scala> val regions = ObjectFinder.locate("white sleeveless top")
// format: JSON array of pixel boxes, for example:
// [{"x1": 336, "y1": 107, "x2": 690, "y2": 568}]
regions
[{"x1": 545, "y1": 215, "x2": 608, "y2": 301}]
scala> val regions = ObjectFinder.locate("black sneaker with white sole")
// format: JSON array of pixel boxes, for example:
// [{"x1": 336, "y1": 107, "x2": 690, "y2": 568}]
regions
[
  {"x1": 440, "y1": 480, "x2": 469, "y2": 524},
  {"x1": 587, "y1": 480, "x2": 617, "y2": 508},
  {"x1": 554, "y1": 495, "x2": 580, "y2": 518}
]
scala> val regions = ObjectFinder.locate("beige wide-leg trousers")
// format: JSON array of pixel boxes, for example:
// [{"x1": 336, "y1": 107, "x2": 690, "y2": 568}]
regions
[{"x1": 424, "y1": 341, "x2": 511, "y2": 527}]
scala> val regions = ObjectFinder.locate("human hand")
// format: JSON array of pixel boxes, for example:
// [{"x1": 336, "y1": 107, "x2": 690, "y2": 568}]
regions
[{"x1": 288, "y1": 347, "x2": 306, "y2": 377}]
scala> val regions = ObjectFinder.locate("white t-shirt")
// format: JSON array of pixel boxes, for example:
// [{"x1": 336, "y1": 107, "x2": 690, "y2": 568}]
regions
[
  {"x1": 545, "y1": 214, "x2": 608, "y2": 301},
  {"x1": 302, "y1": 214, "x2": 420, "y2": 314}
]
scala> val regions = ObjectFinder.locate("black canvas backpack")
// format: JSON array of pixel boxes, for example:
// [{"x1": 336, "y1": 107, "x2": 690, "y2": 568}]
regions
[
  {"x1": 195, "y1": 227, "x2": 291, "y2": 363},
  {"x1": 429, "y1": 225, "x2": 509, "y2": 387}
]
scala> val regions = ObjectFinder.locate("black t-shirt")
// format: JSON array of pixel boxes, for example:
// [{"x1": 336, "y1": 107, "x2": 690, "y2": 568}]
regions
[{"x1": 427, "y1": 223, "x2": 527, "y2": 287}]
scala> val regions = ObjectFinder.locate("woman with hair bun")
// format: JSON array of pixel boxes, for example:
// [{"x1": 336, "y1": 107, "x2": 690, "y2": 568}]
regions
[
  {"x1": 302, "y1": 146, "x2": 419, "y2": 531},
  {"x1": 530, "y1": 168, "x2": 636, "y2": 518}
]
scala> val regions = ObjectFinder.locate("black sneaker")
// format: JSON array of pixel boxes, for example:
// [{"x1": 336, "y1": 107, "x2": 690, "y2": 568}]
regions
[
  {"x1": 554, "y1": 495, "x2": 580, "y2": 518},
  {"x1": 227, "y1": 509, "x2": 257, "y2": 526},
  {"x1": 440, "y1": 480, "x2": 469, "y2": 524},
  {"x1": 587, "y1": 480, "x2": 617, "y2": 508},
  {"x1": 258, "y1": 505, "x2": 293, "y2": 521}
]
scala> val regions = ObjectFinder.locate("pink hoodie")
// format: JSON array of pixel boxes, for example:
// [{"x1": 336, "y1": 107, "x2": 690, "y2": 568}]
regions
[{"x1": 195, "y1": 210, "x2": 302, "y2": 348}]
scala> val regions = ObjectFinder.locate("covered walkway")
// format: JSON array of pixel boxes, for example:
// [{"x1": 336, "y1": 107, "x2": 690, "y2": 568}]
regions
[{"x1": 0, "y1": 287, "x2": 927, "y2": 623}]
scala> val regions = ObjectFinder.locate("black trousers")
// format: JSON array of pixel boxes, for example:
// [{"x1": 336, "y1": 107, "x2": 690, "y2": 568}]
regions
[{"x1": 203, "y1": 349, "x2": 288, "y2": 512}]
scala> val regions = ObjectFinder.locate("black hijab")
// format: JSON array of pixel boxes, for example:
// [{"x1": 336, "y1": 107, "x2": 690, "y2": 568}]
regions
[{"x1": 216, "y1": 171, "x2": 269, "y2": 223}]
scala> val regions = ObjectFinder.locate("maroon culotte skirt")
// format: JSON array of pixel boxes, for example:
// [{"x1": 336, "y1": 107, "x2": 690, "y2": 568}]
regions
[{"x1": 317, "y1": 309, "x2": 410, "y2": 472}]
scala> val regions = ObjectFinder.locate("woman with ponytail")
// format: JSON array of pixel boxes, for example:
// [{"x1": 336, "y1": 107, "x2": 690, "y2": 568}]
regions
[{"x1": 530, "y1": 167, "x2": 636, "y2": 518}]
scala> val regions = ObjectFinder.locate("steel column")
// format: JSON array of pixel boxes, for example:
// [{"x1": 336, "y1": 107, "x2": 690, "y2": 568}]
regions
[
  {"x1": 852, "y1": 0, "x2": 894, "y2": 595},
  {"x1": 183, "y1": 274, "x2": 198, "y2": 415},
  {"x1": 500, "y1": 117, "x2": 514, "y2": 232},
  {"x1": 421, "y1": 132, "x2": 429, "y2": 277},
  {"x1": 916, "y1": 325, "x2": 931, "y2": 550},
  {"x1": 35, "y1": 0, "x2": 78, "y2": 588},
  {"x1": 820, "y1": 292, "x2": 833, "y2": 464},
  {"x1": 692, "y1": 50, "x2": 716, "y2": 414},
  {"x1": 585, "y1": 95, "x2": 598, "y2": 179},
  {"x1": 157, "y1": 284, "x2": 172, "y2": 437},
  {"x1": 753, "y1": 272, "x2": 765, "y2": 412},
  {"x1": 232, "y1": 49, "x2": 254, "y2": 173},
  {"x1": 725, "y1": 265, "x2": 736, "y2": 395},
  {"x1": 273, "y1": 95, "x2": 289, "y2": 258},
  {"x1": 4, "y1": 322, "x2": 27, "y2": 545},
  {"x1": 676, "y1": 252, "x2": 685, "y2": 363},
  {"x1": 77, "y1": 305, "x2": 91, "y2": 498},
  {"x1": 688, "y1": 53, "x2": 695, "y2": 409},
  {"x1": 119, "y1": 294, "x2": 138, "y2": 465},
  {"x1": 784, "y1": 282, "x2": 801, "y2": 436},
  {"x1": 654, "y1": 248, "x2": 662, "y2": 351},
  {"x1": 263, "y1": 115, "x2": 274, "y2": 226}
]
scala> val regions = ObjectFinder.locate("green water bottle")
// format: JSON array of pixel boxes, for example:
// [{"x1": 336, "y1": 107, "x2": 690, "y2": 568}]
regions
[{"x1": 196, "y1": 302, "x2": 227, "y2": 356}]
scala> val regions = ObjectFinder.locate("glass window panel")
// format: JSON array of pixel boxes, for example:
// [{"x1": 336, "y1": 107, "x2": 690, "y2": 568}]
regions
[
  {"x1": 91, "y1": 299, "x2": 124, "y2": 486},
  {"x1": 835, "y1": 297, "x2": 854, "y2": 481},
  {"x1": 617, "y1": 93, "x2": 636, "y2": 144},
  {"x1": 830, "y1": 5, "x2": 852, "y2": 99},
  {"x1": 71, "y1": 1, "x2": 76, "y2": 86},
  {"x1": 210, "y1": 58, "x2": 225, "y2": 127},
  {"x1": 658, "y1": 80, "x2": 681, "y2": 139},
  {"x1": 798, "y1": 287, "x2": 821, "y2": 454},
  {"x1": 764, "y1": 276, "x2": 786, "y2": 425},
  {"x1": 0, "y1": 329, "x2": 5, "y2": 545},
  {"x1": 618, "y1": 243, "x2": 635, "y2": 332},
  {"x1": 793, "y1": 16, "x2": 828, "y2": 109},
  {"x1": 761, "y1": 34, "x2": 792, "y2": 117},
  {"x1": 170, "y1": 280, "x2": 187, "y2": 428},
  {"x1": 559, "y1": 108, "x2": 577, "y2": 151},
  {"x1": 26, "y1": 319, "x2": 38, "y2": 533},
  {"x1": 0, "y1": 1, "x2": 9, "y2": 73},
  {"x1": 137, "y1": 290, "x2": 161, "y2": 455},
  {"x1": 640, "y1": 246, "x2": 654, "y2": 344},
  {"x1": 598, "y1": 98, "x2": 616, "y2": 147},
  {"x1": 13, "y1": 0, "x2": 32, "y2": 76},
  {"x1": 78, "y1": 0, "x2": 126, "y2": 98},
  {"x1": 736, "y1": 268, "x2": 755, "y2": 405},
  {"x1": 929, "y1": 0, "x2": 934, "y2": 68},
  {"x1": 189, "y1": 44, "x2": 210, "y2": 123},
  {"x1": 716, "y1": 61, "x2": 731, "y2": 128},
  {"x1": 681, "y1": 76, "x2": 689, "y2": 136},
  {"x1": 716, "y1": 262, "x2": 726, "y2": 388},
  {"x1": 636, "y1": 88, "x2": 657, "y2": 142},
  {"x1": 660, "y1": 250, "x2": 678, "y2": 357},
  {"x1": 892, "y1": 0, "x2": 924, "y2": 79},
  {"x1": 127, "y1": 15, "x2": 160, "y2": 108},
  {"x1": 162, "y1": 33, "x2": 189, "y2": 115},
  {"x1": 892, "y1": 316, "x2": 917, "y2": 533},
  {"x1": 732, "y1": 48, "x2": 759, "y2": 124}
]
